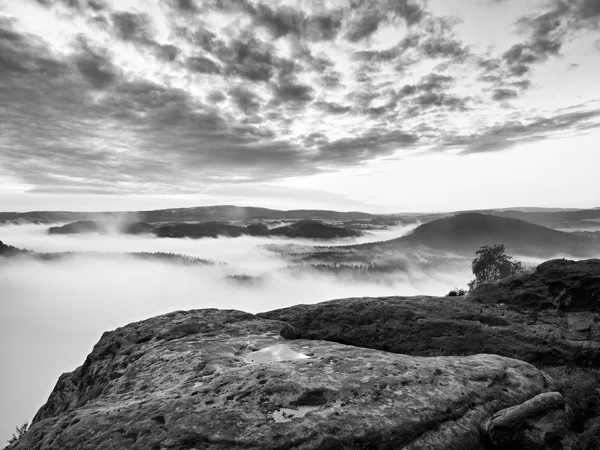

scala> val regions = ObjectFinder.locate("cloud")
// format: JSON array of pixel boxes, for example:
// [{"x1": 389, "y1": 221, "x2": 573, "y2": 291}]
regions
[
  {"x1": 1, "y1": 0, "x2": 599, "y2": 195},
  {"x1": 445, "y1": 109, "x2": 600, "y2": 154},
  {"x1": 111, "y1": 11, "x2": 154, "y2": 43},
  {"x1": 185, "y1": 55, "x2": 221, "y2": 74},
  {"x1": 72, "y1": 37, "x2": 122, "y2": 88},
  {"x1": 273, "y1": 82, "x2": 314, "y2": 103},
  {"x1": 229, "y1": 86, "x2": 261, "y2": 114},
  {"x1": 491, "y1": 88, "x2": 518, "y2": 101},
  {"x1": 346, "y1": 13, "x2": 382, "y2": 42}
]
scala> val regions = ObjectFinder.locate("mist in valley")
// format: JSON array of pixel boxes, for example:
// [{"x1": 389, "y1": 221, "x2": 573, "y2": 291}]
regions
[
  {"x1": 0, "y1": 220, "x2": 461, "y2": 441},
  {"x1": 2, "y1": 217, "x2": 598, "y2": 443}
]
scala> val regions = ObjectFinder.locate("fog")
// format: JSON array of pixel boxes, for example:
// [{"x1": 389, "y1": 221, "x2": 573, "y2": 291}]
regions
[{"x1": 0, "y1": 221, "x2": 462, "y2": 443}]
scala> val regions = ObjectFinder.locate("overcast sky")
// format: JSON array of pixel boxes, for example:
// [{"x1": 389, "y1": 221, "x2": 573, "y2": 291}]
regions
[{"x1": 1, "y1": 0, "x2": 599, "y2": 212}]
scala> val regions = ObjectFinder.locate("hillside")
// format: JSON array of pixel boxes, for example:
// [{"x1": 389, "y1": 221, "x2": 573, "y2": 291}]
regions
[
  {"x1": 360, "y1": 213, "x2": 600, "y2": 258},
  {"x1": 482, "y1": 207, "x2": 600, "y2": 229},
  {"x1": 267, "y1": 220, "x2": 362, "y2": 239},
  {"x1": 0, "y1": 240, "x2": 23, "y2": 257},
  {"x1": 48, "y1": 220, "x2": 153, "y2": 235},
  {"x1": 154, "y1": 220, "x2": 363, "y2": 239}
]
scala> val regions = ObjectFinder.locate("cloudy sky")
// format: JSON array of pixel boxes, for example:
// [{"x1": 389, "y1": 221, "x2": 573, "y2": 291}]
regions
[{"x1": 0, "y1": 0, "x2": 599, "y2": 212}]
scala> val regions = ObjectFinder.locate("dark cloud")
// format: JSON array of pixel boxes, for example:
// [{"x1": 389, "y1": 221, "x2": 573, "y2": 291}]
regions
[
  {"x1": 87, "y1": 0, "x2": 105, "y2": 12},
  {"x1": 207, "y1": 90, "x2": 226, "y2": 103},
  {"x1": 315, "y1": 101, "x2": 352, "y2": 114},
  {"x1": 273, "y1": 82, "x2": 314, "y2": 103},
  {"x1": 250, "y1": 4, "x2": 305, "y2": 38},
  {"x1": 152, "y1": 44, "x2": 180, "y2": 62},
  {"x1": 186, "y1": 56, "x2": 221, "y2": 74},
  {"x1": 576, "y1": 0, "x2": 600, "y2": 19},
  {"x1": 241, "y1": 2, "x2": 342, "y2": 41},
  {"x1": 500, "y1": 0, "x2": 600, "y2": 79},
  {"x1": 315, "y1": 129, "x2": 418, "y2": 165},
  {"x1": 229, "y1": 86, "x2": 261, "y2": 114},
  {"x1": 389, "y1": 0, "x2": 424, "y2": 25},
  {"x1": 305, "y1": 14, "x2": 343, "y2": 40},
  {"x1": 111, "y1": 12, "x2": 154, "y2": 43},
  {"x1": 346, "y1": 14, "x2": 382, "y2": 42},
  {"x1": 348, "y1": 0, "x2": 424, "y2": 26},
  {"x1": 418, "y1": 73, "x2": 454, "y2": 91},
  {"x1": 174, "y1": 0, "x2": 197, "y2": 12},
  {"x1": 220, "y1": 37, "x2": 277, "y2": 82},
  {"x1": 0, "y1": 18, "x2": 67, "y2": 77},
  {"x1": 445, "y1": 109, "x2": 600, "y2": 154},
  {"x1": 72, "y1": 38, "x2": 121, "y2": 88},
  {"x1": 492, "y1": 88, "x2": 518, "y2": 101}
]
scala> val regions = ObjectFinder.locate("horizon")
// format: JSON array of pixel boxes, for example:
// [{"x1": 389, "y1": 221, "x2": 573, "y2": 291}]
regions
[{"x1": 2, "y1": 202, "x2": 599, "y2": 215}]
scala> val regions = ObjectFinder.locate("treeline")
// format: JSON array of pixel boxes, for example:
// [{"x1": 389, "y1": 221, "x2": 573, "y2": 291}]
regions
[{"x1": 290, "y1": 261, "x2": 409, "y2": 275}]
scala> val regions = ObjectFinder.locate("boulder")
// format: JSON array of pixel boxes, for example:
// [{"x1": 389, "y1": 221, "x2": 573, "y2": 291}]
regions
[
  {"x1": 9, "y1": 309, "x2": 553, "y2": 450},
  {"x1": 482, "y1": 392, "x2": 568, "y2": 449},
  {"x1": 258, "y1": 260, "x2": 600, "y2": 367},
  {"x1": 470, "y1": 259, "x2": 600, "y2": 312}
]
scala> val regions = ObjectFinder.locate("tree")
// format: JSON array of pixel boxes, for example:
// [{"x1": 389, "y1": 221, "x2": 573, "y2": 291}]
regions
[
  {"x1": 7, "y1": 421, "x2": 28, "y2": 444},
  {"x1": 468, "y1": 244, "x2": 523, "y2": 290}
]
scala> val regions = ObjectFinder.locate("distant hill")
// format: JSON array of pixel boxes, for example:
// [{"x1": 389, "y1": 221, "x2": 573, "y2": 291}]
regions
[
  {"x1": 154, "y1": 220, "x2": 362, "y2": 240},
  {"x1": 479, "y1": 208, "x2": 600, "y2": 229},
  {"x1": 0, "y1": 240, "x2": 23, "y2": 256},
  {"x1": 357, "y1": 213, "x2": 600, "y2": 258},
  {"x1": 0, "y1": 205, "x2": 376, "y2": 224},
  {"x1": 268, "y1": 221, "x2": 362, "y2": 239},
  {"x1": 48, "y1": 221, "x2": 153, "y2": 235}
]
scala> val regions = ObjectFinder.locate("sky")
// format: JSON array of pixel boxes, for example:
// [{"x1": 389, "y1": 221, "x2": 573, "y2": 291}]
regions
[{"x1": 0, "y1": 0, "x2": 599, "y2": 212}]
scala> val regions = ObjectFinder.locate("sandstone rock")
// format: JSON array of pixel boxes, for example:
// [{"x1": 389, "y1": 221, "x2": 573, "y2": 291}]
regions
[
  {"x1": 259, "y1": 260, "x2": 600, "y2": 367},
  {"x1": 482, "y1": 392, "x2": 568, "y2": 449},
  {"x1": 470, "y1": 259, "x2": 600, "y2": 312},
  {"x1": 9, "y1": 309, "x2": 553, "y2": 450},
  {"x1": 259, "y1": 296, "x2": 600, "y2": 368}
]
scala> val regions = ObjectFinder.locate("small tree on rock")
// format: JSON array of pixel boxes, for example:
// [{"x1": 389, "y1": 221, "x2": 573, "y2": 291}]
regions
[
  {"x1": 468, "y1": 244, "x2": 523, "y2": 290},
  {"x1": 8, "y1": 421, "x2": 28, "y2": 444}
]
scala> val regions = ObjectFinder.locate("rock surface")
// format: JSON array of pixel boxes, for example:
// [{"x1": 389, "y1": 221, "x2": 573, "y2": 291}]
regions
[
  {"x1": 9, "y1": 309, "x2": 553, "y2": 450},
  {"x1": 470, "y1": 258, "x2": 600, "y2": 312},
  {"x1": 259, "y1": 260, "x2": 600, "y2": 367},
  {"x1": 482, "y1": 392, "x2": 567, "y2": 449}
]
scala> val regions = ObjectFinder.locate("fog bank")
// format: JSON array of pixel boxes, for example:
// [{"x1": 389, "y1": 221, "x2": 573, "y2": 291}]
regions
[{"x1": 0, "y1": 221, "x2": 461, "y2": 443}]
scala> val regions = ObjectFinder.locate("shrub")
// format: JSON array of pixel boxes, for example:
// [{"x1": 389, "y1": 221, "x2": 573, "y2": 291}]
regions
[
  {"x1": 7, "y1": 421, "x2": 28, "y2": 444},
  {"x1": 447, "y1": 288, "x2": 467, "y2": 297},
  {"x1": 550, "y1": 368, "x2": 600, "y2": 450}
]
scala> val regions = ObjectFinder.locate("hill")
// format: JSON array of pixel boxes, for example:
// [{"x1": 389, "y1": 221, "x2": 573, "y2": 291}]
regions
[
  {"x1": 481, "y1": 207, "x2": 600, "y2": 229},
  {"x1": 360, "y1": 213, "x2": 600, "y2": 258},
  {"x1": 154, "y1": 220, "x2": 363, "y2": 239},
  {"x1": 48, "y1": 220, "x2": 153, "y2": 235},
  {"x1": 267, "y1": 220, "x2": 362, "y2": 239},
  {"x1": 0, "y1": 240, "x2": 23, "y2": 256},
  {"x1": 0, "y1": 205, "x2": 376, "y2": 224}
]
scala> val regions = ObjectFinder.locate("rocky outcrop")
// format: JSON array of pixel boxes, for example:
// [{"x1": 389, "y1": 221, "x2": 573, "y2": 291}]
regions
[
  {"x1": 9, "y1": 309, "x2": 554, "y2": 450},
  {"x1": 259, "y1": 260, "x2": 600, "y2": 367},
  {"x1": 482, "y1": 392, "x2": 568, "y2": 449},
  {"x1": 470, "y1": 259, "x2": 600, "y2": 312}
]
